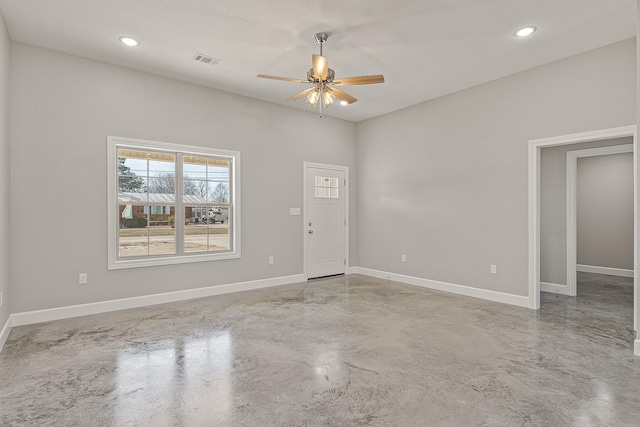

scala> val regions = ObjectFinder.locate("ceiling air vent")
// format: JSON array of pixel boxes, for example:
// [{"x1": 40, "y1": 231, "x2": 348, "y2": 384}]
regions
[{"x1": 192, "y1": 53, "x2": 221, "y2": 66}]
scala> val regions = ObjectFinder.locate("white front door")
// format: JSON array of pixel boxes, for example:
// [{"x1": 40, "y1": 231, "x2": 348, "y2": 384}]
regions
[{"x1": 305, "y1": 165, "x2": 346, "y2": 279}]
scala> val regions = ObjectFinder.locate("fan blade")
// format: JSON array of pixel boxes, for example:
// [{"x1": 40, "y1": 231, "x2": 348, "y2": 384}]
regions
[
  {"x1": 333, "y1": 75, "x2": 385, "y2": 85},
  {"x1": 312, "y1": 54, "x2": 328, "y2": 80},
  {"x1": 257, "y1": 74, "x2": 306, "y2": 83},
  {"x1": 331, "y1": 88, "x2": 358, "y2": 104},
  {"x1": 286, "y1": 88, "x2": 313, "y2": 102}
]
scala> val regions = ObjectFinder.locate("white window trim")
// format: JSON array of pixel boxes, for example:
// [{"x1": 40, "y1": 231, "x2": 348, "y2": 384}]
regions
[{"x1": 107, "y1": 136, "x2": 241, "y2": 270}]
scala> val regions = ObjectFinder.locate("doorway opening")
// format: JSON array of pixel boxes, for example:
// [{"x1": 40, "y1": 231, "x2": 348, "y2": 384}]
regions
[
  {"x1": 528, "y1": 125, "x2": 638, "y2": 356},
  {"x1": 567, "y1": 144, "x2": 633, "y2": 294}
]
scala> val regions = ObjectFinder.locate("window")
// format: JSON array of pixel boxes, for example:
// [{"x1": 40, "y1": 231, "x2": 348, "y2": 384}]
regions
[
  {"x1": 108, "y1": 136, "x2": 241, "y2": 269},
  {"x1": 314, "y1": 176, "x2": 339, "y2": 198}
]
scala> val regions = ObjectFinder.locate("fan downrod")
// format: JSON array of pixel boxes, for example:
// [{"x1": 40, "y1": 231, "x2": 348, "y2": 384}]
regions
[{"x1": 315, "y1": 32, "x2": 329, "y2": 56}]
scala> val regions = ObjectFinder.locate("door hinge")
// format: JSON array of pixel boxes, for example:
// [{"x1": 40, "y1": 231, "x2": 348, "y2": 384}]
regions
[
  {"x1": 344, "y1": 179, "x2": 346, "y2": 186},
  {"x1": 344, "y1": 259, "x2": 346, "y2": 265}
]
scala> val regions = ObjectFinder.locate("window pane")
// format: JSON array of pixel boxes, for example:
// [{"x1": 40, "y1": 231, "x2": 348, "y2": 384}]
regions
[
  {"x1": 183, "y1": 179, "x2": 208, "y2": 203},
  {"x1": 207, "y1": 158, "x2": 230, "y2": 183},
  {"x1": 119, "y1": 205, "x2": 176, "y2": 257},
  {"x1": 183, "y1": 155, "x2": 207, "y2": 180},
  {"x1": 185, "y1": 206, "x2": 209, "y2": 253},
  {"x1": 119, "y1": 176, "x2": 147, "y2": 195},
  {"x1": 148, "y1": 176, "x2": 175, "y2": 196},
  {"x1": 148, "y1": 153, "x2": 175, "y2": 175},
  {"x1": 209, "y1": 206, "x2": 230, "y2": 252},
  {"x1": 119, "y1": 205, "x2": 149, "y2": 257},
  {"x1": 184, "y1": 206, "x2": 230, "y2": 253},
  {"x1": 149, "y1": 205, "x2": 175, "y2": 255},
  {"x1": 147, "y1": 153, "x2": 175, "y2": 197},
  {"x1": 118, "y1": 149, "x2": 148, "y2": 177},
  {"x1": 314, "y1": 176, "x2": 339, "y2": 199},
  {"x1": 185, "y1": 205, "x2": 207, "y2": 223},
  {"x1": 208, "y1": 182, "x2": 229, "y2": 203}
]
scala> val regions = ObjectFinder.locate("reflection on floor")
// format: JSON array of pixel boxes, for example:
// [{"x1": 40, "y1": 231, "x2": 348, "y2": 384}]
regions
[{"x1": 1, "y1": 273, "x2": 639, "y2": 426}]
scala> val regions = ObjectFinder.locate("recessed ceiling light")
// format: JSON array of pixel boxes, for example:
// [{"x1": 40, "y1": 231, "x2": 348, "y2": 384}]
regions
[
  {"x1": 339, "y1": 100, "x2": 348, "y2": 106},
  {"x1": 119, "y1": 36, "x2": 139, "y2": 47},
  {"x1": 514, "y1": 27, "x2": 536, "y2": 38}
]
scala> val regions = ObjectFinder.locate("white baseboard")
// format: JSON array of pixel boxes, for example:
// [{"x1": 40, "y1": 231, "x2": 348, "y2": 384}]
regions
[
  {"x1": 10, "y1": 274, "x2": 306, "y2": 328},
  {"x1": 577, "y1": 264, "x2": 634, "y2": 278},
  {"x1": 353, "y1": 267, "x2": 530, "y2": 308},
  {"x1": 635, "y1": 339, "x2": 640, "y2": 357},
  {"x1": 540, "y1": 282, "x2": 570, "y2": 295},
  {"x1": 0, "y1": 315, "x2": 12, "y2": 353},
  {"x1": 346, "y1": 266, "x2": 358, "y2": 275}
]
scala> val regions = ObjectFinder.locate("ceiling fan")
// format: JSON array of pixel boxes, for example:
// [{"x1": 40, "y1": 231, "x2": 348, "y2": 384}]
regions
[{"x1": 257, "y1": 32, "x2": 384, "y2": 117}]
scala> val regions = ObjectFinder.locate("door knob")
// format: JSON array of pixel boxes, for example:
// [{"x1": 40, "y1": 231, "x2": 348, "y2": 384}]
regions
[{"x1": 308, "y1": 230, "x2": 313, "y2": 234}]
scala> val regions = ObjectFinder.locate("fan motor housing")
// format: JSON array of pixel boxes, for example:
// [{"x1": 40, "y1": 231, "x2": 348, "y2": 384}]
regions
[{"x1": 307, "y1": 68, "x2": 335, "y2": 83}]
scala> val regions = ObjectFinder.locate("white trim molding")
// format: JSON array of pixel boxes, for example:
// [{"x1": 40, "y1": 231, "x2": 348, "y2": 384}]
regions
[
  {"x1": 528, "y1": 125, "x2": 638, "y2": 341},
  {"x1": 10, "y1": 274, "x2": 305, "y2": 328},
  {"x1": 566, "y1": 144, "x2": 633, "y2": 295},
  {"x1": 540, "y1": 282, "x2": 570, "y2": 295},
  {"x1": 577, "y1": 264, "x2": 634, "y2": 278},
  {"x1": 0, "y1": 315, "x2": 12, "y2": 353},
  {"x1": 635, "y1": 339, "x2": 640, "y2": 357},
  {"x1": 354, "y1": 267, "x2": 530, "y2": 308}
]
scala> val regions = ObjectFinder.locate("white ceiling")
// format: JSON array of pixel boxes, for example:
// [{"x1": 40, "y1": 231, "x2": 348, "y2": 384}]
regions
[{"x1": 0, "y1": 0, "x2": 636, "y2": 122}]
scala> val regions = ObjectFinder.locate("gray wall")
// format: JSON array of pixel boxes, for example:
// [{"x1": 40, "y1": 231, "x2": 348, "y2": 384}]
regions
[
  {"x1": 636, "y1": 0, "x2": 640, "y2": 335},
  {"x1": 540, "y1": 138, "x2": 632, "y2": 285},
  {"x1": 10, "y1": 43, "x2": 357, "y2": 313},
  {"x1": 0, "y1": 12, "x2": 9, "y2": 327},
  {"x1": 577, "y1": 152, "x2": 633, "y2": 270},
  {"x1": 357, "y1": 38, "x2": 636, "y2": 297}
]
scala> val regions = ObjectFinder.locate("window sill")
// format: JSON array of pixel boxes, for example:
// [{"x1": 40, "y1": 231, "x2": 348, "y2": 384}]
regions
[{"x1": 108, "y1": 251, "x2": 241, "y2": 270}]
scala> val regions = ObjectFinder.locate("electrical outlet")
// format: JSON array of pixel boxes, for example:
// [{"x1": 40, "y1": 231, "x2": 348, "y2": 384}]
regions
[
  {"x1": 401, "y1": 254, "x2": 406, "y2": 263},
  {"x1": 268, "y1": 256, "x2": 274, "y2": 265},
  {"x1": 490, "y1": 265, "x2": 497, "y2": 275},
  {"x1": 79, "y1": 273, "x2": 88, "y2": 285}
]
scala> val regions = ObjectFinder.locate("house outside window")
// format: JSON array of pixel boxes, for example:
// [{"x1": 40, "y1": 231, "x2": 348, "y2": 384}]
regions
[{"x1": 107, "y1": 136, "x2": 241, "y2": 269}]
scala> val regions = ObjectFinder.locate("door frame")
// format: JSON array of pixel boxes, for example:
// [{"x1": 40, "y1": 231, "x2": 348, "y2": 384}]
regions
[
  {"x1": 303, "y1": 162, "x2": 349, "y2": 280},
  {"x1": 566, "y1": 144, "x2": 634, "y2": 296},
  {"x1": 528, "y1": 125, "x2": 638, "y2": 355}
]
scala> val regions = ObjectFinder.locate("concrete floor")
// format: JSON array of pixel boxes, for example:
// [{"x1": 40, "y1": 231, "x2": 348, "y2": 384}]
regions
[{"x1": 1, "y1": 273, "x2": 639, "y2": 426}]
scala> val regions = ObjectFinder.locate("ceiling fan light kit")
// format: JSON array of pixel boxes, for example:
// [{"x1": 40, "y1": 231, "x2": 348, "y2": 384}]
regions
[
  {"x1": 306, "y1": 88, "x2": 320, "y2": 106},
  {"x1": 257, "y1": 32, "x2": 384, "y2": 117}
]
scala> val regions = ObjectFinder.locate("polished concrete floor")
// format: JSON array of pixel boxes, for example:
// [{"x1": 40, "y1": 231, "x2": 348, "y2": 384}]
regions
[{"x1": 1, "y1": 273, "x2": 639, "y2": 426}]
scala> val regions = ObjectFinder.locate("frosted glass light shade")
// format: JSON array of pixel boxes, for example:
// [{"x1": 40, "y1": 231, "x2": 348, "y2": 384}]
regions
[{"x1": 306, "y1": 88, "x2": 320, "y2": 106}]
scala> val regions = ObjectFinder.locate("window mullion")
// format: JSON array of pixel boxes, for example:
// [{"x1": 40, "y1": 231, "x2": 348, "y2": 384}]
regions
[{"x1": 175, "y1": 152, "x2": 185, "y2": 254}]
